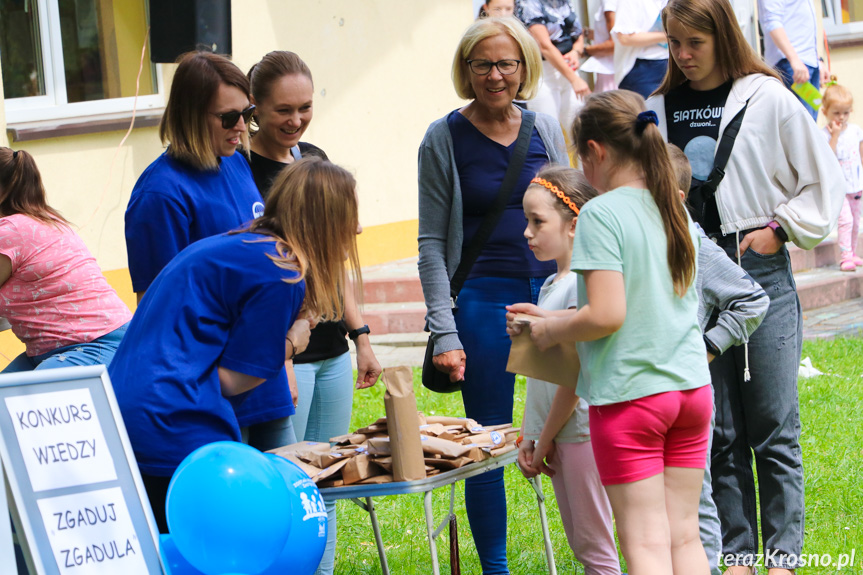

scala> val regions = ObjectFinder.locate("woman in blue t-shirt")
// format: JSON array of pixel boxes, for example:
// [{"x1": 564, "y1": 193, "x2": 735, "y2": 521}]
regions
[
  {"x1": 111, "y1": 158, "x2": 363, "y2": 534},
  {"x1": 124, "y1": 51, "x2": 300, "y2": 453}
]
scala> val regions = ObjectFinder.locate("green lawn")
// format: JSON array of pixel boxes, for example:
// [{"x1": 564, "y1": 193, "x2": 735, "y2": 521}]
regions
[{"x1": 332, "y1": 337, "x2": 863, "y2": 574}]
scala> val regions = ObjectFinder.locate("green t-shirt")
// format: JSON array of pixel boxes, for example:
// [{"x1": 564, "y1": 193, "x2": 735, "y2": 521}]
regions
[{"x1": 570, "y1": 187, "x2": 709, "y2": 405}]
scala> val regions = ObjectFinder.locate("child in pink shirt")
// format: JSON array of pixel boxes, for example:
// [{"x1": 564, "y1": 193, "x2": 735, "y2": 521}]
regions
[{"x1": 0, "y1": 148, "x2": 131, "y2": 371}]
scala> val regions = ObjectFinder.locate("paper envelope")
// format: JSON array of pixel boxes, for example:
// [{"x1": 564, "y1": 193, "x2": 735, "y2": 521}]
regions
[{"x1": 505, "y1": 313, "x2": 581, "y2": 388}]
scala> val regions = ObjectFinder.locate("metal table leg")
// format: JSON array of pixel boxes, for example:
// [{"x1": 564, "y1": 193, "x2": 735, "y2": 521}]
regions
[
  {"x1": 350, "y1": 497, "x2": 390, "y2": 575},
  {"x1": 529, "y1": 475, "x2": 557, "y2": 575},
  {"x1": 423, "y1": 490, "x2": 442, "y2": 575}
]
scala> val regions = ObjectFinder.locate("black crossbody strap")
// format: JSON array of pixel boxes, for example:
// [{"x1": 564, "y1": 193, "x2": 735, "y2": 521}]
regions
[
  {"x1": 701, "y1": 99, "x2": 749, "y2": 195},
  {"x1": 448, "y1": 110, "x2": 537, "y2": 299}
]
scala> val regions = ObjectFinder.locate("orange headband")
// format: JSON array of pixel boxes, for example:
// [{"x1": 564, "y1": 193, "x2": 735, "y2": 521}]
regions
[{"x1": 530, "y1": 177, "x2": 579, "y2": 215}]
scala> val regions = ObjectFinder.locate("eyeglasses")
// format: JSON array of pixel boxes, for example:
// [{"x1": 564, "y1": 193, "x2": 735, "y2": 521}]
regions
[
  {"x1": 212, "y1": 105, "x2": 256, "y2": 129},
  {"x1": 466, "y1": 59, "x2": 521, "y2": 76}
]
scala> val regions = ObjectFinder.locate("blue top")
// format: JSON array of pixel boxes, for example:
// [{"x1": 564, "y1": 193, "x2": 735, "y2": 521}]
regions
[
  {"x1": 110, "y1": 232, "x2": 305, "y2": 476},
  {"x1": 125, "y1": 150, "x2": 291, "y2": 426},
  {"x1": 447, "y1": 111, "x2": 556, "y2": 279}
]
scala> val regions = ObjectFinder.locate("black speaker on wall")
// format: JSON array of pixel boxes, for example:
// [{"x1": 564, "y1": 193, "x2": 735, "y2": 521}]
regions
[{"x1": 149, "y1": 0, "x2": 232, "y2": 63}]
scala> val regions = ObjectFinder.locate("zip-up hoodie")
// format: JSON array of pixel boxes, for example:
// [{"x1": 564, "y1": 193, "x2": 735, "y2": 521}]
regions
[{"x1": 647, "y1": 74, "x2": 844, "y2": 249}]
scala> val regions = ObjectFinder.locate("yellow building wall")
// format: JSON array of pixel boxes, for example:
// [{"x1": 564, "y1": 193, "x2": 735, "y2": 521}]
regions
[{"x1": 0, "y1": 2, "x2": 471, "y2": 368}]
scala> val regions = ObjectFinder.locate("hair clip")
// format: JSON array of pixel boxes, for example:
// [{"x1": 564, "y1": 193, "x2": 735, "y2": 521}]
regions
[
  {"x1": 635, "y1": 110, "x2": 659, "y2": 134},
  {"x1": 530, "y1": 177, "x2": 579, "y2": 215}
]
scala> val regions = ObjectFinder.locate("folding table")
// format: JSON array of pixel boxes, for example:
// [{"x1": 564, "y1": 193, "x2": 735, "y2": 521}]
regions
[{"x1": 320, "y1": 450, "x2": 557, "y2": 575}]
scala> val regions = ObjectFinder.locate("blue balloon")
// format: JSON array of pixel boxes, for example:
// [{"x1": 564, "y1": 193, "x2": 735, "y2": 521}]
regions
[
  {"x1": 159, "y1": 534, "x2": 206, "y2": 575},
  {"x1": 259, "y1": 454, "x2": 328, "y2": 575},
  {"x1": 166, "y1": 442, "x2": 292, "y2": 575}
]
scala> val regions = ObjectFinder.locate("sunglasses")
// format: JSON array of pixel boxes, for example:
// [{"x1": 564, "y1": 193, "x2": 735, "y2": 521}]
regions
[{"x1": 212, "y1": 105, "x2": 256, "y2": 129}]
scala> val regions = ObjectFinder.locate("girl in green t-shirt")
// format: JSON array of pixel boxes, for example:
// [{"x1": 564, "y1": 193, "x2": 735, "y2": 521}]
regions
[{"x1": 508, "y1": 89, "x2": 712, "y2": 575}]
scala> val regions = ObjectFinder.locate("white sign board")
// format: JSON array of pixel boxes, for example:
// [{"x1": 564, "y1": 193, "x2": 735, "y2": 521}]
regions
[
  {"x1": 0, "y1": 366, "x2": 163, "y2": 575},
  {"x1": 6, "y1": 389, "x2": 117, "y2": 492}
]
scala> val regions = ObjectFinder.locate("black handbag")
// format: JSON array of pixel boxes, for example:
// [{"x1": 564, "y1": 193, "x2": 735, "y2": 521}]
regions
[
  {"x1": 687, "y1": 100, "x2": 749, "y2": 226},
  {"x1": 421, "y1": 110, "x2": 537, "y2": 393}
]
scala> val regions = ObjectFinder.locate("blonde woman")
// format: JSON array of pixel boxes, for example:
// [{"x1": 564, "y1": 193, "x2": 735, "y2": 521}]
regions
[{"x1": 111, "y1": 158, "x2": 361, "y2": 534}]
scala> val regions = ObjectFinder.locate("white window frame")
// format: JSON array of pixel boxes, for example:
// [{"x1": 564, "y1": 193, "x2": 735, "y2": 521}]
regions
[
  {"x1": 4, "y1": 0, "x2": 165, "y2": 125},
  {"x1": 822, "y1": 0, "x2": 863, "y2": 41}
]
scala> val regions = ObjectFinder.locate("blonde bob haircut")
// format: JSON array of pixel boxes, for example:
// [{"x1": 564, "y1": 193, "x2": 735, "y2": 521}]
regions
[
  {"x1": 451, "y1": 16, "x2": 542, "y2": 101},
  {"x1": 240, "y1": 157, "x2": 362, "y2": 323},
  {"x1": 160, "y1": 51, "x2": 251, "y2": 171},
  {"x1": 655, "y1": 0, "x2": 778, "y2": 96}
]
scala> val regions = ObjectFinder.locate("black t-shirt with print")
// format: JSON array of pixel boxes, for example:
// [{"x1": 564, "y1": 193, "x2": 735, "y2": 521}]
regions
[{"x1": 664, "y1": 80, "x2": 733, "y2": 233}]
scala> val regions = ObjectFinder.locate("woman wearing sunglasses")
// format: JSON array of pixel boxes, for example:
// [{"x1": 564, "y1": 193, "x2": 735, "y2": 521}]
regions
[{"x1": 125, "y1": 51, "x2": 303, "y2": 454}]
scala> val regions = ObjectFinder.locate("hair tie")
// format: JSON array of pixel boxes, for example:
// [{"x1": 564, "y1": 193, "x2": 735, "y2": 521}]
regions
[
  {"x1": 530, "y1": 177, "x2": 579, "y2": 215},
  {"x1": 635, "y1": 110, "x2": 659, "y2": 134},
  {"x1": 12, "y1": 150, "x2": 18, "y2": 159}
]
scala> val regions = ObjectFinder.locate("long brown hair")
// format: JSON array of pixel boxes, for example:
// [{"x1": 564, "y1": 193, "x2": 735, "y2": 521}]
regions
[
  {"x1": 654, "y1": 0, "x2": 779, "y2": 95},
  {"x1": 242, "y1": 157, "x2": 361, "y2": 321},
  {"x1": 247, "y1": 51, "x2": 313, "y2": 137},
  {"x1": 572, "y1": 90, "x2": 696, "y2": 296},
  {"x1": 160, "y1": 51, "x2": 251, "y2": 171},
  {"x1": 0, "y1": 148, "x2": 69, "y2": 226}
]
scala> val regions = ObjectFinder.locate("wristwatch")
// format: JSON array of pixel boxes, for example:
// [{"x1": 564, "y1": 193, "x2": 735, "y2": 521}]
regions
[
  {"x1": 766, "y1": 221, "x2": 789, "y2": 243},
  {"x1": 348, "y1": 324, "x2": 371, "y2": 340}
]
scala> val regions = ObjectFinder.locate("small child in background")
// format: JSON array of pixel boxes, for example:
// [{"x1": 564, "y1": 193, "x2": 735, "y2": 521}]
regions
[
  {"x1": 516, "y1": 165, "x2": 621, "y2": 575},
  {"x1": 822, "y1": 79, "x2": 863, "y2": 271},
  {"x1": 668, "y1": 143, "x2": 770, "y2": 575},
  {"x1": 477, "y1": 0, "x2": 516, "y2": 18}
]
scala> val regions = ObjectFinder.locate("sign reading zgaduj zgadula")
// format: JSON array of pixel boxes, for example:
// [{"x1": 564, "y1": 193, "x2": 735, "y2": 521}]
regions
[{"x1": 0, "y1": 365, "x2": 164, "y2": 575}]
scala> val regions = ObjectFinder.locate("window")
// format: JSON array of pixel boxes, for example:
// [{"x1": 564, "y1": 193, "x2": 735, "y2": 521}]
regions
[
  {"x1": 822, "y1": 0, "x2": 863, "y2": 41},
  {"x1": 1, "y1": 0, "x2": 164, "y2": 124}
]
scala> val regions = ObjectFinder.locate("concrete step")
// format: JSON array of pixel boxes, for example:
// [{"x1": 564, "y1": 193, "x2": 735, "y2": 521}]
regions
[
  {"x1": 794, "y1": 265, "x2": 863, "y2": 310},
  {"x1": 802, "y1": 297, "x2": 863, "y2": 340},
  {"x1": 362, "y1": 301, "x2": 427, "y2": 335},
  {"x1": 361, "y1": 257, "x2": 422, "y2": 304}
]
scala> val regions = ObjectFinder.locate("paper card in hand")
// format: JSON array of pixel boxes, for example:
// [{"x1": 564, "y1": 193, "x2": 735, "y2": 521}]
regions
[{"x1": 505, "y1": 313, "x2": 581, "y2": 388}]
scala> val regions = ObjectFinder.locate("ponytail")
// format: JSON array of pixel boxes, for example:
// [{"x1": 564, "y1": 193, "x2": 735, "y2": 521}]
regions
[
  {"x1": 572, "y1": 90, "x2": 695, "y2": 296},
  {"x1": 0, "y1": 148, "x2": 69, "y2": 226}
]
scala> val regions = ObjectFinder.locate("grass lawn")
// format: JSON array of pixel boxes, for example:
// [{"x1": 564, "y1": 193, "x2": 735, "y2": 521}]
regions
[{"x1": 331, "y1": 337, "x2": 863, "y2": 574}]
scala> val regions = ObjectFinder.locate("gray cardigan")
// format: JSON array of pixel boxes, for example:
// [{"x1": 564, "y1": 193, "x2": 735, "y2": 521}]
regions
[{"x1": 417, "y1": 110, "x2": 568, "y2": 355}]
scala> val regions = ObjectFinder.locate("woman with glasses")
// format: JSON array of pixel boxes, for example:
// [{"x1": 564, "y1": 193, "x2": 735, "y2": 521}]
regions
[
  {"x1": 125, "y1": 51, "x2": 302, "y2": 454},
  {"x1": 246, "y1": 50, "x2": 381, "y2": 575},
  {"x1": 518, "y1": 0, "x2": 591, "y2": 129},
  {"x1": 417, "y1": 17, "x2": 567, "y2": 574}
]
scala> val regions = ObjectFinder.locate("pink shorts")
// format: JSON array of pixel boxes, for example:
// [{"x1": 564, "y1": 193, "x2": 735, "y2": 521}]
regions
[{"x1": 589, "y1": 386, "x2": 712, "y2": 485}]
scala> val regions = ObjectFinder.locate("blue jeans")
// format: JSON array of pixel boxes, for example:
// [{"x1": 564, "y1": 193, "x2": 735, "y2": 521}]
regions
[
  {"x1": 241, "y1": 416, "x2": 297, "y2": 452},
  {"x1": 699, "y1": 388, "x2": 723, "y2": 575},
  {"x1": 293, "y1": 351, "x2": 355, "y2": 575},
  {"x1": 619, "y1": 58, "x2": 669, "y2": 100},
  {"x1": 455, "y1": 275, "x2": 543, "y2": 575},
  {"x1": 775, "y1": 58, "x2": 821, "y2": 121},
  {"x1": 709, "y1": 243, "x2": 804, "y2": 570},
  {"x1": 2, "y1": 323, "x2": 129, "y2": 373}
]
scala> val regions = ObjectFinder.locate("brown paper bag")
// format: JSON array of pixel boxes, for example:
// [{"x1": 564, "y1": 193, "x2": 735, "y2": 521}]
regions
[
  {"x1": 342, "y1": 454, "x2": 385, "y2": 485},
  {"x1": 382, "y1": 366, "x2": 426, "y2": 481},
  {"x1": 506, "y1": 314, "x2": 581, "y2": 388},
  {"x1": 421, "y1": 436, "x2": 475, "y2": 459}
]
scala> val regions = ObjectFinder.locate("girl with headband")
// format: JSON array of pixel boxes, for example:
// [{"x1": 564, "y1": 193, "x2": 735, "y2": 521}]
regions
[
  {"x1": 514, "y1": 165, "x2": 622, "y2": 575},
  {"x1": 508, "y1": 90, "x2": 712, "y2": 575}
]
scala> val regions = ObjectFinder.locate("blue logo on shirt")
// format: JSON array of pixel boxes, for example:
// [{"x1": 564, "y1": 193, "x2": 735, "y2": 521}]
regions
[{"x1": 252, "y1": 201, "x2": 264, "y2": 219}]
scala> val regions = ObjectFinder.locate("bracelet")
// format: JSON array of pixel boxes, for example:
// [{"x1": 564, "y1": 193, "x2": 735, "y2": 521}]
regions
[
  {"x1": 515, "y1": 435, "x2": 524, "y2": 446},
  {"x1": 285, "y1": 335, "x2": 297, "y2": 360}
]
